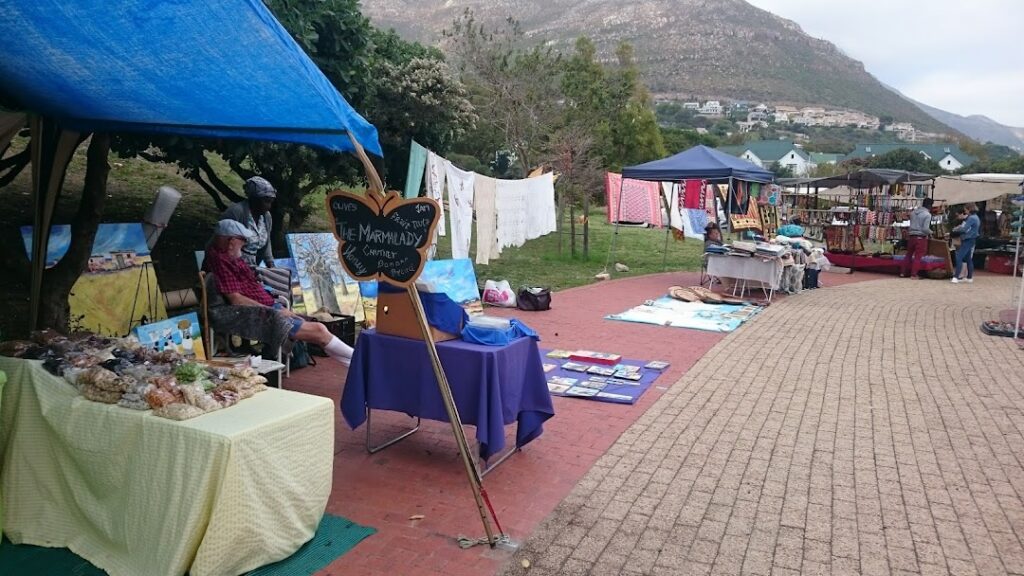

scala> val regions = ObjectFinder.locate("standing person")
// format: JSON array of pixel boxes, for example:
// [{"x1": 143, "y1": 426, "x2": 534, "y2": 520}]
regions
[
  {"x1": 951, "y1": 203, "x2": 981, "y2": 284},
  {"x1": 901, "y1": 198, "x2": 934, "y2": 279},
  {"x1": 221, "y1": 176, "x2": 276, "y2": 267}
]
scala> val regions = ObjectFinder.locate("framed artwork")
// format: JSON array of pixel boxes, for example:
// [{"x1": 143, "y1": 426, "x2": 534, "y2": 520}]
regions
[{"x1": 133, "y1": 312, "x2": 206, "y2": 360}]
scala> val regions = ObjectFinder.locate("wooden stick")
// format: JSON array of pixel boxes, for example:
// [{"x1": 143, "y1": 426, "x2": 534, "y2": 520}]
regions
[
  {"x1": 347, "y1": 132, "x2": 384, "y2": 194},
  {"x1": 406, "y1": 284, "x2": 498, "y2": 545}
]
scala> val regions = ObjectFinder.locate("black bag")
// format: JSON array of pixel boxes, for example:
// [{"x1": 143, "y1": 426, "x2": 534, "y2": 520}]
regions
[
  {"x1": 289, "y1": 340, "x2": 316, "y2": 370},
  {"x1": 950, "y1": 228, "x2": 963, "y2": 238},
  {"x1": 516, "y1": 287, "x2": 551, "y2": 311}
]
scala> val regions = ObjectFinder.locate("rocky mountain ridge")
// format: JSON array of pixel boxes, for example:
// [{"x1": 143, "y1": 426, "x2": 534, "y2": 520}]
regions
[{"x1": 360, "y1": 0, "x2": 952, "y2": 134}]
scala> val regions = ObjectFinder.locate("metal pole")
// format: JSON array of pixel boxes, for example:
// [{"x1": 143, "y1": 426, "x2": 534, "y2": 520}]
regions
[
  {"x1": 605, "y1": 175, "x2": 626, "y2": 272},
  {"x1": 406, "y1": 284, "x2": 498, "y2": 545},
  {"x1": 727, "y1": 176, "x2": 734, "y2": 240}
]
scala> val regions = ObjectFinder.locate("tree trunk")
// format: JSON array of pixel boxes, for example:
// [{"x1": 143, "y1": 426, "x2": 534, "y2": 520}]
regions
[
  {"x1": 569, "y1": 188, "x2": 576, "y2": 258},
  {"x1": 38, "y1": 134, "x2": 110, "y2": 332}
]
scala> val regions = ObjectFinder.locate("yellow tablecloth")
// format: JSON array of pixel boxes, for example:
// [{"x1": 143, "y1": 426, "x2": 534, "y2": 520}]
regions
[{"x1": 0, "y1": 357, "x2": 334, "y2": 576}]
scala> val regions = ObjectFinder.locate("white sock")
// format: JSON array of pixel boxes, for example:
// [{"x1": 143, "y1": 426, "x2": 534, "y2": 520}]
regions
[{"x1": 324, "y1": 336, "x2": 353, "y2": 366}]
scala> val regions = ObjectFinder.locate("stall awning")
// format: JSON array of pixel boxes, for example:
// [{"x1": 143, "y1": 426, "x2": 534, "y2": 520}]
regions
[
  {"x1": 932, "y1": 174, "x2": 1024, "y2": 205},
  {"x1": 0, "y1": 0, "x2": 381, "y2": 155},
  {"x1": 622, "y1": 145, "x2": 775, "y2": 183},
  {"x1": 792, "y1": 169, "x2": 935, "y2": 189}
]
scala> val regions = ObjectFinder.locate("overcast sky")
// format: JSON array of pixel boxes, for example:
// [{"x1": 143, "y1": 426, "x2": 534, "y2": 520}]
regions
[{"x1": 745, "y1": 0, "x2": 1024, "y2": 127}]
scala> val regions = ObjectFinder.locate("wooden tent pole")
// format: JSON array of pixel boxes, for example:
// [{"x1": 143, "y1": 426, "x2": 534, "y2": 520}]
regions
[
  {"x1": 406, "y1": 284, "x2": 498, "y2": 545},
  {"x1": 347, "y1": 132, "x2": 384, "y2": 194}
]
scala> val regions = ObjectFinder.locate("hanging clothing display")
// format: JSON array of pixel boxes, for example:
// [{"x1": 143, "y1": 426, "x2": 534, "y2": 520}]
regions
[
  {"x1": 604, "y1": 172, "x2": 663, "y2": 227},
  {"x1": 494, "y1": 180, "x2": 528, "y2": 252},
  {"x1": 683, "y1": 180, "x2": 703, "y2": 209},
  {"x1": 474, "y1": 175, "x2": 498, "y2": 265},
  {"x1": 663, "y1": 182, "x2": 683, "y2": 232},
  {"x1": 523, "y1": 173, "x2": 557, "y2": 240},
  {"x1": 673, "y1": 180, "x2": 705, "y2": 240},
  {"x1": 425, "y1": 152, "x2": 447, "y2": 237},
  {"x1": 403, "y1": 140, "x2": 428, "y2": 199},
  {"x1": 444, "y1": 161, "x2": 476, "y2": 260}
]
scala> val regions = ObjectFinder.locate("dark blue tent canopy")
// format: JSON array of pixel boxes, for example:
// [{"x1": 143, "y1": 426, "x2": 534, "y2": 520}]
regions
[
  {"x1": 0, "y1": 0, "x2": 381, "y2": 155},
  {"x1": 622, "y1": 145, "x2": 774, "y2": 183}
]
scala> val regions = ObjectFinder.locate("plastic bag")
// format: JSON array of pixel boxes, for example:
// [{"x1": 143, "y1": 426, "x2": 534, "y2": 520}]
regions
[{"x1": 482, "y1": 279, "x2": 517, "y2": 308}]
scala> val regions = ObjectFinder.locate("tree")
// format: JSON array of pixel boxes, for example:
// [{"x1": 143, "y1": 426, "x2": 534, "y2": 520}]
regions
[
  {"x1": 659, "y1": 127, "x2": 719, "y2": 154},
  {"x1": 603, "y1": 43, "x2": 665, "y2": 170},
  {"x1": 443, "y1": 10, "x2": 563, "y2": 174},
  {"x1": 772, "y1": 164, "x2": 795, "y2": 179},
  {"x1": 560, "y1": 38, "x2": 665, "y2": 171},
  {"x1": 544, "y1": 125, "x2": 603, "y2": 257},
  {"x1": 41, "y1": 135, "x2": 111, "y2": 331},
  {"x1": 862, "y1": 148, "x2": 942, "y2": 174}
]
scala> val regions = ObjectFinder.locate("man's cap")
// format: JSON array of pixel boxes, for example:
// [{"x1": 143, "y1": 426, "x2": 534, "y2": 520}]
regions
[
  {"x1": 244, "y1": 176, "x2": 276, "y2": 199},
  {"x1": 214, "y1": 219, "x2": 254, "y2": 240}
]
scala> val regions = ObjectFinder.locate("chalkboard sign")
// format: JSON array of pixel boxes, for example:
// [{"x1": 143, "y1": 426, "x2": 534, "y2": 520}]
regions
[{"x1": 326, "y1": 189, "x2": 441, "y2": 287}]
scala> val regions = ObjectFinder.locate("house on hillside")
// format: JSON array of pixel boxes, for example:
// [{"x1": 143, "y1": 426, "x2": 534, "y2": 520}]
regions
[
  {"x1": 682, "y1": 102, "x2": 700, "y2": 111},
  {"x1": 884, "y1": 122, "x2": 917, "y2": 141},
  {"x1": 809, "y1": 152, "x2": 843, "y2": 166},
  {"x1": 844, "y1": 143, "x2": 977, "y2": 172},
  {"x1": 699, "y1": 100, "x2": 723, "y2": 116},
  {"x1": 718, "y1": 140, "x2": 816, "y2": 176}
]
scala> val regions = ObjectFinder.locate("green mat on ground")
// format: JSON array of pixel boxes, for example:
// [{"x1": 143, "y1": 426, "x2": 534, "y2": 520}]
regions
[{"x1": 0, "y1": 513, "x2": 375, "y2": 576}]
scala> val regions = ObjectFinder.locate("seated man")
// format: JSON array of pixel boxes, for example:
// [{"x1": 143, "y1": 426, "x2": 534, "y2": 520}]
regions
[{"x1": 203, "y1": 220, "x2": 354, "y2": 366}]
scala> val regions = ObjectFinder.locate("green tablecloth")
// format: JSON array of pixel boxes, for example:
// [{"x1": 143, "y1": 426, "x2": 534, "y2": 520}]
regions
[{"x1": 0, "y1": 357, "x2": 334, "y2": 576}]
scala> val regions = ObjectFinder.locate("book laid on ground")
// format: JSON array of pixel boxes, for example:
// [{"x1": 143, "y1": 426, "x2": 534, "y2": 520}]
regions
[
  {"x1": 644, "y1": 360, "x2": 670, "y2": 371},
  {"x1": 569, "y1": 350, "x2": 622, "y2": 365}
]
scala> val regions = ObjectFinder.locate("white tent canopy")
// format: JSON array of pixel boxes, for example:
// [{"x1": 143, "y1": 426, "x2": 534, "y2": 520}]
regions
[{"x1": 932, "y1": 174, "x2": 1024, "y2": 205}]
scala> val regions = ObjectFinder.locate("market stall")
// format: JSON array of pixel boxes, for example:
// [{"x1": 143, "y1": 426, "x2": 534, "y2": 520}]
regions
[
  {"x1": 933, "y1": 174, "x2": 1024, "y2": 275},
  {"x1": 0, "y1": 352, "x2": 333, "y2": 576},
  {"x1": 786, "y1": 169, "x2": 946, "y2": 275},
  {"x1": 610, "y1": 145, "x2": 777, "y2": 270},
  {"x1": 0, "y1": 0, "x2": 384, "y2": 571}
]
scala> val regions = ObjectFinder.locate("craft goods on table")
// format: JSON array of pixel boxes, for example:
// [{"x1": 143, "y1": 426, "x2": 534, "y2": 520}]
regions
[{"x1": 0, "y1": 330, "x2": 268, "y2": 420}]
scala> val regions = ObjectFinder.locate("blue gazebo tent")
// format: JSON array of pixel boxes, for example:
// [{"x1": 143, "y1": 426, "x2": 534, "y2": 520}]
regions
[
  {"x1": 0, "y1": 0, "x2": 383, "y2": 330},
  {"x1": 608, "y1": 145, "x2": 775, "y2": 268},
  {"x1": 622, "y1": 145, "x2": 774, "y2": 183}
]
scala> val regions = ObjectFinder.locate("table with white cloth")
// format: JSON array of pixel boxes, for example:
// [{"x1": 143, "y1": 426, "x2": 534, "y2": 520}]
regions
[
  {"x1": 0, "y1": 357, "x2": 334, "y2": 576},
  {"x1": 705, "y1": 254, "x2": 784, "y2": 300}
]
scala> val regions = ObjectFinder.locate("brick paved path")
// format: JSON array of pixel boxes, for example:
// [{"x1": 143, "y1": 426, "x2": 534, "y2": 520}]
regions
[{"x1": 501, "y1": 277, "x2": 1024, "y2": 576}]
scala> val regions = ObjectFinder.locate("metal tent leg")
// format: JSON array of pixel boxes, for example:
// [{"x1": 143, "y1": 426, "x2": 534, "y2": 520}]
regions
[
  {"x1": 365, "y1": 407, "x2": 421, "y2": 454},
  {"x1": 478, "y1": 445, "x2": 521, "y2": 477}
]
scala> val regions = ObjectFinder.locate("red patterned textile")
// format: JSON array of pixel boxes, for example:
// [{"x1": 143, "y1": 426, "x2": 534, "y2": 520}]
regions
[
  {"x1": 683, "y1": 180, "x2": 703, "y2": 209},
  {"x1": 605, "y1": 172, "x2": 663, "y2": 227}
]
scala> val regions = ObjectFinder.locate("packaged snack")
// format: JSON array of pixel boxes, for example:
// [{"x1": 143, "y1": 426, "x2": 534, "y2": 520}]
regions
[{"x1": 152, "y1": 403, "x2": 206, "y2": 420}]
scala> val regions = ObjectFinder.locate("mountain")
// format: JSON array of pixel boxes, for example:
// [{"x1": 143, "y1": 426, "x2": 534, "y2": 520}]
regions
[
  {"x1": 909, "y1": 100, "x2": 1024, "y2": 151},
  {"x1": 361, "y1": 0, "x2": 952, "y2": 134}
]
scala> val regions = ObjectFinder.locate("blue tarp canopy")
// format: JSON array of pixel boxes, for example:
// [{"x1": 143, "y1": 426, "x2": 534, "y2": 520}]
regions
[
  {"x1": 0, "y1": 0, "x2": 381, "y2": 155},
  {"x1": 622, "y1": 145, "x2": 774, "y2": 183}
]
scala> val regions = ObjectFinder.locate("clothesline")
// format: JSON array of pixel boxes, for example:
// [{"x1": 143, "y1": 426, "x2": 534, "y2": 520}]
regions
[{"x1": 409, "y1": 140, "x2": 558, "y2": 265}]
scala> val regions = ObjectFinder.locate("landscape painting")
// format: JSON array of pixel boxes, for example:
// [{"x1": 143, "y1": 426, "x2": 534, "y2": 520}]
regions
[
  {"x1": 22, "y1": 223, "x2": 167, "y2": 335},
  {"x1": 286, "y1": 233, "x2": 368, "y2": 322},
  {"x1": 419, "y1": 258, "x2": 482, "y2": 316},
  {"x1": 134, "y1": 312, "x2": 206, "y2": 360}
]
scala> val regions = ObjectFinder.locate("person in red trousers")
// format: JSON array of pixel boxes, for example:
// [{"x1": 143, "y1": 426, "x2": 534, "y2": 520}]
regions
[{"x1": 901, "y1": 197, "x2": 934, "y2": 279}]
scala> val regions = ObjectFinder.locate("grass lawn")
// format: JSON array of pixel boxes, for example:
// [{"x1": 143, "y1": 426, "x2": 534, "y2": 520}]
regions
[{"x1": 0, "y1": 139, "x2": 702, "y2": 337}]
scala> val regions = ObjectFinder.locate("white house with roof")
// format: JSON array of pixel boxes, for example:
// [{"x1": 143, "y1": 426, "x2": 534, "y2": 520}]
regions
[
  {"x1": 682, "y1": 102, "x2": 700, "y2": 110},
  {"x1": 719, "y1": 140, "x2": 817, "y2": 176},
  {"x1": 699, "y1": 100, "x2": 723, "y2": 116}
]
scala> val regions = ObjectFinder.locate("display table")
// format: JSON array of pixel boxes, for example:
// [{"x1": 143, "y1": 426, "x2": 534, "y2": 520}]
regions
[
  {"x1": 342, "y1": 329, "x2": 554, "y2": 462},
  {"x1": 826, "y1": 252, "x2": 948, "y2": 274},
  {"x1": 706, "y1": 254, "x2": 783, "y2": 298},
  {"x1": 0, "y1": 357, "x2": 334, "y2": 576}
]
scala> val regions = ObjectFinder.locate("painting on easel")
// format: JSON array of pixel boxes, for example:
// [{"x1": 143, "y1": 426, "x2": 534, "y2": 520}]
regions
[{"x1": 21, "y1": 223, "x2": 167, "y2": 335}]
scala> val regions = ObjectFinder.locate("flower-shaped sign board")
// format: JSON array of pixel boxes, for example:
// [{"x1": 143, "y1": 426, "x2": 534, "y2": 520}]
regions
[{"x1": 326, "y1": 189, "x2": 440, "y2": 287}]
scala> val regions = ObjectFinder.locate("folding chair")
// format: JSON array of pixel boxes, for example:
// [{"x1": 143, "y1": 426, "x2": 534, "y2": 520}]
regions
[{"x1": 199, "y1": 270, "x2": 291, "y2": 381}]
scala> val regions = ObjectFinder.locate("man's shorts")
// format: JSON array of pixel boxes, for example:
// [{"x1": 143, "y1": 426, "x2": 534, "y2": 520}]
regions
[{"x1": 272, "y1": 303, "x2": 303, "y2": 337}]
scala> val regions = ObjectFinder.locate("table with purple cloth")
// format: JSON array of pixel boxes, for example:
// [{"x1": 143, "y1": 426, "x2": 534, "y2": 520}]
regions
[{"x1": 341, "y1": 329, "x2": 555, "y2": 460}]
